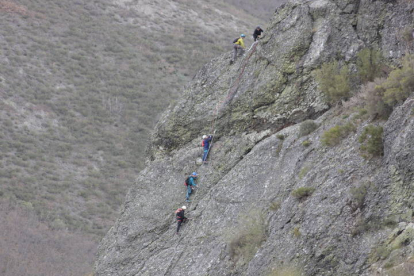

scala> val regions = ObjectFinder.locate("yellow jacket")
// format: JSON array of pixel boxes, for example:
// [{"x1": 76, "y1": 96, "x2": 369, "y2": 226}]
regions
[{"x1": 234, "y1": 38, "x2": 245, "y2": 49}]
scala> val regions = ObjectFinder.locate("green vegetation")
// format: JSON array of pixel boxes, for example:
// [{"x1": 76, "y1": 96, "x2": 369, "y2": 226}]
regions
[
  {"x1": 228, "y1": 209, "x2": 267, "y2": 266},
  {"x1": 360, "y1": 55, "x2": 414, "y2": 118},
  {"x1": 277, "y1": 134, "x2": 286, "y2": 140},
  {"x1": 0, "y1": 199, "x2": 96, "y2": 276},
  {"x1": 361, "y1": 79, "x2": 393, "y2": 119},
  {"x1": 298, "y1": 166, "x2": 311, "y2": 179},
  {"x1": 292, "y1": 227, "x2": 301, "y2": 237},
  {"x1": 315, "y1": 47, "x2": 386, "y2": 105},
  {"x1": 352, "y1": 214, "x2": 399, "y2": 237},
  {"x1": 370, "y1": 244, "x2": 393, "y2": 262},
  {"x1": 349, "y1": 182, "x2": 371, "y2": 212},
  {"x1": 269, "y1": 201, "x2": 281, "y2": 211},
  {"x1": 298, "y1": 120, "x2": 318, "y2": 137},
  {"x1": 267, "y1": 267, "x2": 302, "y2": 276},
  {"x1": 224, "y1": 0, "x2": 285, "y2": 19},
  {"x1": 315, "y1": 48, "x2": 412, "y2": 121},
  {"x1": 356, "y1": 48, "x2": 386, "y2": 83},
  {"x1": 321, "y1": 122, "x2": 356, "y2": 146},
  {"x1": 315, "y1": 60, "x2": 351, "y2": 104},
  {"x1": 352, "y1": 108, "x2": 368, "y2": 121},
  {"x1": 359, "y1": 125, "x2": 384, "y2": 158},
  {"x1": 382, "y1": 55, "x2": 414, "y2": 106},
  {"x1": 274, "y1": 139, "x2": 284, "y2": 157},
  {"x1": 302, "y1": 140, "x2": 311, "y2": 147},
  {"x1": 291, "y1": 187, "x2": 315, "y2": 199},
  {"x1": 368, "y1": 220, "x2": 414, "y2": 262},
  {"x1": 0, "y1": 0, "x2": 181, "y2": 238}
]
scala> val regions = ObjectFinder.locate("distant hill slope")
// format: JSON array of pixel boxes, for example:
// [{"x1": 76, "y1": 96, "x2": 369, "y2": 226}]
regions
[
  {"x1": 0, "y1": 0, "x2": 259, "y2": 235},
  {"x1": 223, "y1": 0, "x2": 287, "y2": 19},
  {"x1": 0, "y1": 0, "x2": 267, "y2": 275}
]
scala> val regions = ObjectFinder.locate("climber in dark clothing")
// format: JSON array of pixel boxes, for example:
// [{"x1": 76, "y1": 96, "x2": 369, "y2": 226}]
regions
[
  {"x1": 202, "y1": 135, "x2": 213, "y2": 162},
  {"x1": 253, "y1": 26, "x2": 264, "y2": 41},
  {"x1": 176, "y1": 206, "x2": 188, "y2": 234}
]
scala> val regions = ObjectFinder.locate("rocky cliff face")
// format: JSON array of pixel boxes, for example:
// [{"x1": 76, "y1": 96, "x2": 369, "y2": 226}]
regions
[{"x1": 96, "y1": 1, "x2": 414, "y2": 275}]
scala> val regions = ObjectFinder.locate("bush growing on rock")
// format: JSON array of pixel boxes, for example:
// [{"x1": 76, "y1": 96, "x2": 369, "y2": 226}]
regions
[
  {"x1": 321, "y1": 122, "x2": 356, "y2": 146},
  {"x1": 291, "y1": 187, "x2": 315, "y2": 199},
  {"x1": 269, "y1": 201, "x2": 281, "y2": 211},
  {"x1": 361, "y1": 78, "x2": 392, "y2": 119},
  {"x1": 227, "y1": 209, "x2": 267, "y2": 267},
  {"x1": 315, "y1": 60, "x2": 351, "y2": 104},
  {"x1": 357, "y1": 54, "x2": 414, "y2": 119},
  {"x1": 298, "y1": 166, "x2": 311, "y2": 179},
  {"x1": 276, "y1": 134, "x2": 285, "y2": 140},
  {"x1": 356, "y1": 48, "x2": 386, "y2": 83},
  {"x1": 292, "y1": 227, "x2": 301, "y2": 237},
  {"x1": 302, "y1": 140, "x2": 311, "y2": 147},
  {"x1": 349, "y1": 182, "x2": 371, "y2": 212},
  {"x1": 352, "y1": 108, "x2": 368, "y2": 121},
  {"x1": 382, "y1": 55, "x2": 414, "y2": 107},
  {"x1": 359, "y1": 125, "x2": 384, "y2": 158},
  {"x1": 298, "y1": 120, "x2": 318, "y2": 137}
]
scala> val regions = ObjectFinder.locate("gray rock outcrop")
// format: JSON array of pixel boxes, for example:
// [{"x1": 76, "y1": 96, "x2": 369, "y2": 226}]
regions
[{"x1": 96, "y1": 1, "x2": 414, "y2": 275}]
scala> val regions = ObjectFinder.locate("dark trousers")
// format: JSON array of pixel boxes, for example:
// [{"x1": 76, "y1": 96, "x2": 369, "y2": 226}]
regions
[{"x1": 177, "y1": 218, "x2": 187, "y2": 233}]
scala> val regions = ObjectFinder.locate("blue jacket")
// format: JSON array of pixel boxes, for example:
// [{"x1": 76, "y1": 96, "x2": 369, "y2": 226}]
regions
[
  {"x1": 188, "y1": 176, "x2": 197, "y2": 187},
  {"x1": 202, "y1": 136, "x2": 212, "y2": 150}
]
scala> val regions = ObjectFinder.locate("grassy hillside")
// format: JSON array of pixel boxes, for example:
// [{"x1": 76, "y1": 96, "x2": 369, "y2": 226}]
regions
[
  {"x1": 223, "y1": 0, "x2": 287, "y2": 19},
  {"x1": 0, "y1": 0, "x2": 259, "y2": 236},
  {"x1": 0, "y1": 0, "x2": 275, "y2": 274},
  {"x1": 0, "y1": 199, "x2": 96, "y2": 276}
]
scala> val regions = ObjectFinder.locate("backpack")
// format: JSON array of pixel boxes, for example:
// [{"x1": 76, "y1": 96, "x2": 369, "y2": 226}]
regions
[
  {"x1": 184, "y1": 177, "x2": 190, "y2": 186},
  {"x1": 233, "y1": 37, "x2": 239, "y2": 43},
  {"x1": 201, "y1": 140, "x2": 205, "y2": 147}
]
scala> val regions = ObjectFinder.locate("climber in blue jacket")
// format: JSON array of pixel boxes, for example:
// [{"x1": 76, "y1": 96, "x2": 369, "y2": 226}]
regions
[
  {"x1": 201, "y1": 135, "x2": 213, "y2": 162},
  {"x1": 185, "y1": 172, "x2": 198, "y2": 202}
]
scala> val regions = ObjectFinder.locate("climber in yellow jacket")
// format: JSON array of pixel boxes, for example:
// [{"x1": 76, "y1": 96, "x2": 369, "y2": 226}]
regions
[{"x1": 231, "y1": 34, "x2": 246, "y2": 64}]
